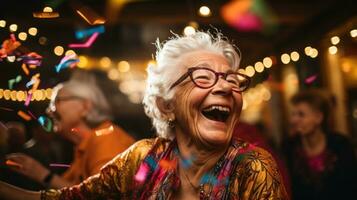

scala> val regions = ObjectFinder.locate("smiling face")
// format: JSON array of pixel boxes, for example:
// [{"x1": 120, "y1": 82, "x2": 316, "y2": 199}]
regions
[
  {"x1": 49, "y1": 89, "x2": 87, "y2": 137},
  {"x1": 171, "y1": 50, "x2": 243, "y2": 148}
]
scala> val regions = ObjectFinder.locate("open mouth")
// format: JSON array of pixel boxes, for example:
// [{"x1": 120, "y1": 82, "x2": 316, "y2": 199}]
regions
[{"x1": 201, "y1": 105, "x2": 231, "y2": 123}]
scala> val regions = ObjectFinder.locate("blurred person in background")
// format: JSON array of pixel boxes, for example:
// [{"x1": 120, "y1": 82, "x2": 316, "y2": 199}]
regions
[
  {"x1": 283, "y1": 89, "x2": 357, "y2": 200},
  {"x1": 4, "y1": 70, "x2": 135, "y2": 189}
]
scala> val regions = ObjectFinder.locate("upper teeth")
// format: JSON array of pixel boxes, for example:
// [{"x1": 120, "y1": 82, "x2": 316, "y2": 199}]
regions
[{"x1": 204, "y1": 105, "x2": 230, "y2": 112}]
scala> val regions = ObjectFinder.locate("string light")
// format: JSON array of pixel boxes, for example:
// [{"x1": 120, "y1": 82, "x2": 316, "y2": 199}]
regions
[
  {"x1": 99, "y1": 57, "x2": 111, "y2": 69},
  {"x1": 328, "y1": 46, "x2": 338, "y2": 55},
  {"x1": 304, "y1": 46, "x2": 312, "y2": 56},
  {"x1": 0, "y1": 20, "x2": 6, "y2": 27},
  {"x1": 290, "y1": 51, "x2": 300, "y2": 62},
  {"x1": 350, "y1": 29, "x2": 357, "y2": 38},
  {"x1": 9, "y1": 24, "x2": 17, "y2": 32},
  {"x1": 0, "y1": 88, "x2": 52, "y2": 101},
  {"x1": 263, "y1": 57, "x2": 273, "y2": 68},
  {"x1": 28, "y1": 27, "x2": 38, "y2": 36},
  {"x1": 198, "y1": 6, "x2": 211, "y2": 17},
  {"x1": 183, "y1": 26, "x2": 196, "y2": 36},
  {"x1": 117, "y1": 61, "x2": 130, "y2": 72},
  {"x1": 54, "y1": 46, "x2": 64, "y2": 56},
  {"x1": 254, "y1": 61, "x2": 264, "y2": 73},
  {"x1": 281, "y1": 53, "x2": 290, "y2": 64},
  {"x1": 310, "y1": 48, "x2": 318, "y2": 58},
  {"x1": 245, "y1": 66, "x2": 255, "y2": 77},
  {"x1": 18, "y1": 32, "x2": 28, "y2": 41},
  {"x1": 330, "y1": 36, "x2": 340, "y2": 45},
  {"x1": 43, "y1": 7, "x2": 53, "y2": 12}
]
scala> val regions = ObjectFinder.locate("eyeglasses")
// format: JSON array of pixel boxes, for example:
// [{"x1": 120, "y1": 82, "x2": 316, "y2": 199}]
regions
[
  {"x1": 48, "y1": 96, "x2": 84, "y2": 113},
  {"x1": 54, "y1": 96, "x2": 84, "y2": 104},
  {"x1": 169, "y1": 67, "x2": 251, "y2": 92}
]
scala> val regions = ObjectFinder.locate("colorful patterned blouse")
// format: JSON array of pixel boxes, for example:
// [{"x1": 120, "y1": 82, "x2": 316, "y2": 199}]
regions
[{"x1": 41, "y1": 137, "x2": 288, "y2": 200}]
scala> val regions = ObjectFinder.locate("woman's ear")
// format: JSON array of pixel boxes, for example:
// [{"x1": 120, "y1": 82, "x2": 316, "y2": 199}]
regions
[{"x1": 156, "y1": 97, "x2": 175, "y2": 120}]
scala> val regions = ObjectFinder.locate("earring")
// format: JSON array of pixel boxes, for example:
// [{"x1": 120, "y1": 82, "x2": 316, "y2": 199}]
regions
[{"x1": 168, "y1": 118, "x2": 175, "y2": 128}]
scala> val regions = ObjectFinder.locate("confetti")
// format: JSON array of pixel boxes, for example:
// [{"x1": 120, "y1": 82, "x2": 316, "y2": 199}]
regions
[
  {"x1": 8, "y1": 75, "x2": 22, "y2": 89},
  {"x1": 38, "y1": 115, "x2": 53, "y2": 132},
  {"x1": 134, "y1": 163, "x2": 150, "y2": 183},
  {"x1": 75, "y1": 6, "x2": 106, "y2": 25},
  {"x1": 68, "y1": 32, "x2": 99, "y2": 48},
  {"x1": 27, "y1": 110, "x2": 37, "y2": 120},
  {"x1": 24, "y1": 93, "x2": 32, "y2": 106},
  {"x1": 55, "y1": 54, "x2": 79, "y2": 73},
  {"x1": 5, "y1": 160, "x2": 23, "y2": 169},
  {"x1": 75, "y1": 25, "x2": 105, "y2": 39},
  {"x1": 304, "y1": 74, "x2": 317, "y2": 84},
  {"x1": 0, "y1": 36, "x2": 21, "y2": 58},
  {"x1": 17, "y1": 110, "x2": 31, "y2": 121},
  {"x1": 21, "y1": 63, "x2": 30, "y2": 75},
  {"x1": 50, "y1": 163, "x2": 71, "y2": 168}
]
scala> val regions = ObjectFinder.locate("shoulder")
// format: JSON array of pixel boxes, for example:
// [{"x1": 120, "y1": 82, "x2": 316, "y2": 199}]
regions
[
  {"x1": 106, "y1": 137, "x2": 168, "y2": 167},
  {"x1": 236, "y1": 141, "x2": 280, "y2": 177},
  {"x1": 231, "y1": 140, "x2": 288, "y2": 198}
]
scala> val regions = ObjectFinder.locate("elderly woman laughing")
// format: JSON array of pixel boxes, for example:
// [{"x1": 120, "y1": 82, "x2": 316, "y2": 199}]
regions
[{"x1": 0, "y1": 31, "x2": 288, "y2": 200}]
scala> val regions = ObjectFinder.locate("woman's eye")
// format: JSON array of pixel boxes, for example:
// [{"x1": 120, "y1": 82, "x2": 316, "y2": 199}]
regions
[{"x1": 194, "y1": 75, "x2": 210, "y2": 80}]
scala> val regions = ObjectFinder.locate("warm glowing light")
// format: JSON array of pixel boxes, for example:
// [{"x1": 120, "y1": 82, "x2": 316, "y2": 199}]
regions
[
  {"x1": 108, "y1": 68, "x2": 120, "y2": 80},
  {"x1": 54, "y1": 46, "x2": 64, "y2": 56},
  {"x1": 0, "y1": 89, "x2": 3, "y2": 99},
  {"x1": 18, "y1": 32, "x2": 27, "y2": 41},
  {"x1": 34, "y1": 90, "x2": 43, "y2": 101},
  {"x1": 199, "y1": 6, "x2": 211, "y2": 17},
  {"x1": 254, "y1": 62, "x2": 264, "y2": 73},
  {"x1": 263, "y1": 57, "x2": 273, "y2": 68},
  {"x1": 28, "y1": 27, "x2": 38, "y2": 36},
  {"x1": 117, "y1": 61, "x2": 130, "y2": 72},
  {"x1": 9, "y1": 24, "x2": 17, "y2": 32},
  {"x1": 10, "y1": 91, "x2": 17, "y2": 101},
  {"x1": 7, "y1": 56, "x2": 16, "y2": 62},
  {"x1": 100, "y1": 57, "x2": 111, "y2": 69},
  {"x1": 350, "y1": 29, "x2": 357, "y2": 38},
  {"x1": 65, "y1": 50, "x2": 76, "y2": 56},
  {"x1": 330, "y1": 36, "x2": 340, "y2": 45},
  {"x1": 281, "y1": 53, "x2": 290, "y2": 64},
  {"x1": 238, "y1": 69, "x2": 245, "y2": 74},
  {"x1": 183, "y1": 26, "x2": 196, "y2": 36},
  {"x1": 4, "y1": 90, "x2": 11, "y2": 100},
  {"x1": 0, "y1": 20, "x2": 6, "y2": 28},
  {"x1": 310, "y1": 48, "x2": 318, "y2": 58},
  {"x1": 290, "y1": 51, "x2": 300, "y2": 62},
  {"x1": 43, "y1": 7, "x2": 53, "y2": 12},
  {"x1": 341, "y1": 62, "x2": 351, "y2": 73},
  {"x1": 16, "y1": 91, "x2": 25, "y2": 101},
  {"x1": 45, "y1": 88, "x2": 52, "y2": 99},
  {"x1": 328, "y1": 46, "x2": 338, "y2": 55},
  {"x1": 304, "y1": 46, "x2": 312, "y2": 56},
  {"x1": 77, "y1": 55, "x2": 88, "y2": 68},
  {"x1": 245, "y1": 66, "x2": 255, "y2": 77}
]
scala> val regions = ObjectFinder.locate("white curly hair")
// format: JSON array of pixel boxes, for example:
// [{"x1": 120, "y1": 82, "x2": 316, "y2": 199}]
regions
[{"x1": 143, "y1": 30, "x2": 241, "y2": 139}]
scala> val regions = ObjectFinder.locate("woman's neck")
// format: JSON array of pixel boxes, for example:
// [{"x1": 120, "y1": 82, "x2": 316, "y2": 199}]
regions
[
  {"x1": 175, "y1": 133, "x2": 228, "y2": 188},
  {"x1": 301, "y1": 129, "x2": 326, "y2": 157}
]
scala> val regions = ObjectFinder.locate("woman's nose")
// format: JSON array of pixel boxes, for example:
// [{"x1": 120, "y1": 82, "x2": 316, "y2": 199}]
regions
[{"x1": 211, "y1": 77, "x2": 233, "y2": 95}]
